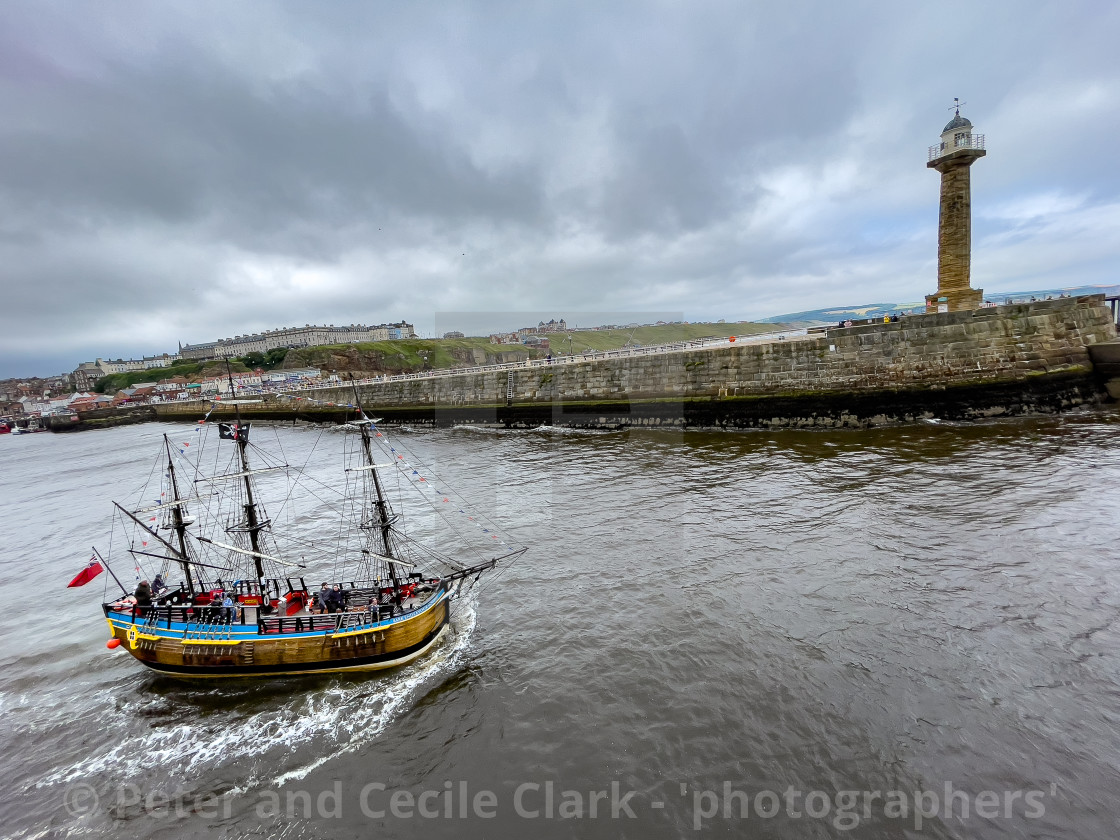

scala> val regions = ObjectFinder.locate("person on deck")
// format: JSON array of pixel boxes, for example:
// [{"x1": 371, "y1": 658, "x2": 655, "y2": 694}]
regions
[
  {"x1": 317, "y1": 583, "x2": 331, "y2": 614},
  {"x1": 134, "y1": 580, "x2": 152, "y2": 606},
  {"x1": 327, "y1": 584, "x2": 344, "y2": 613},
  {"x1": 151, "y1": 574, "x2": 166, "y2": 597},
  {"x1": 133, "y1": 580, "x2": 152, "y2": 617},
  {"x1": 222, "y1": 593, "x2": 237, "y2": 623}
]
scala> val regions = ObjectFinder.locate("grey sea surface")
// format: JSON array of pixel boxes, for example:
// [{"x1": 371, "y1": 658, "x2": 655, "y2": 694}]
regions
[{"x1": 2, "y1": 413, "x2": 1119, "y2": 839}]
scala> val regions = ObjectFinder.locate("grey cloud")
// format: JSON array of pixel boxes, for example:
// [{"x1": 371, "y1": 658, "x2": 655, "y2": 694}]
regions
[{"x1": 1, "y1": 1, "x2": 1119, "y2": 377}]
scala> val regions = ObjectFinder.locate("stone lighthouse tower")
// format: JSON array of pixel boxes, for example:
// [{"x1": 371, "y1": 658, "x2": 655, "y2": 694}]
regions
[{"x1": 925, "y1": 101, "x2": 986, "y2": 313}]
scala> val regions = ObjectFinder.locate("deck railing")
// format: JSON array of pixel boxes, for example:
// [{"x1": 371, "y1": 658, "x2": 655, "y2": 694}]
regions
[
  {"x1": 109, "y1": 578, "x2": 439, "y2": 634},
  {"x1": 928, "y1": 134, "x2": 986, "y2": 161}
]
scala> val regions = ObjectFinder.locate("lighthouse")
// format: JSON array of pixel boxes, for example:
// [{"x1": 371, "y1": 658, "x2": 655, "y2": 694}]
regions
[{"x1": 925, "y1": 101, "x2": 986, "y2": 313}]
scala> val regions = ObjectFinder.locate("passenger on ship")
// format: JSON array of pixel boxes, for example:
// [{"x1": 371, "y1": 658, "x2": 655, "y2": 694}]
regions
[
  {"x1": 151, "y1": 574, "x2": 166, "y2": 597},
  {"x1": 222, "y1": 593, "x2": 238, "y2": 623},
  {"x1": 134, "y1": 580, "x2": 152, "y2": 606},
  {"x1": 316, "y1": 582, "x2": 331, "y2": 614},
  {"x1": 133, "y1": 580, "x2": 152, "y2": 617},
  {"x1": 326, "y1": 585, "x2": 344, "y2": 613}
]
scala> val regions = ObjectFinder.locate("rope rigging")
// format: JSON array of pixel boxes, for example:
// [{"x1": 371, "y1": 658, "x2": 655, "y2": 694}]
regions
[{"x1": 109, "y1": 410, "x2": 526, "y2": 599}]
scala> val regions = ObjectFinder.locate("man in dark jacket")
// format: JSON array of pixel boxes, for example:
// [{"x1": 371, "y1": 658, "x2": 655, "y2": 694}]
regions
[
  {"x1": 133, "y1": 580, "x2": 152, "y2": 617},
  {"x1": 134, "y1": 580, "x2": 152, "y2": 606}
]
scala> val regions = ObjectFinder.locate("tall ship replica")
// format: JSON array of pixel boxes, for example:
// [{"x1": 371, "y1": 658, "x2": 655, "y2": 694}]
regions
[{"x1": 94, "y1": 377, "x2": 523, "y2": 677}]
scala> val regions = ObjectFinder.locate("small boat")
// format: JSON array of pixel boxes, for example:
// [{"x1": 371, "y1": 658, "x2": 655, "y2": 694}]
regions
[{"x1": 91, "y1": 374, "x2": 524, "y2": 677}]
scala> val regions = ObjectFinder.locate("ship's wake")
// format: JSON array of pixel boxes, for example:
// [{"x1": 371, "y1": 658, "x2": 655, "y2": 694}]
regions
[{"x1": 37, "y1": 600, "x2": 477, "y2": 792}]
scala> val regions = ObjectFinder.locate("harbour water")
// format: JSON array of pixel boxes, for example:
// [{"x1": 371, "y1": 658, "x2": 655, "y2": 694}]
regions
[{"x1": 2, "y1": 412, "x2": 1120, "y2": 839}]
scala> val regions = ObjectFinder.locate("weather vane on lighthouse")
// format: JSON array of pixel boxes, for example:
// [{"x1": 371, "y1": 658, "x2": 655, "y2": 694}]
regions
[{"x1": 948, "y1": 97, "x2": 966, "y2": 116}]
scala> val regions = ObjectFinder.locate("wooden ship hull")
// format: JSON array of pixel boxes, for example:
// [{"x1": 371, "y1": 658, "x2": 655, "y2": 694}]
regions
[{"x1": 104, "y1": 586, "x2": 452, "y2": 678}]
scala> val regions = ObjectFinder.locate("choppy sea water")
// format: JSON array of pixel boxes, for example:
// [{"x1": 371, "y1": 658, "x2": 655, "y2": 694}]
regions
[{"x1": 2, "y1": 412, "x2": 1120, "y2": 839}]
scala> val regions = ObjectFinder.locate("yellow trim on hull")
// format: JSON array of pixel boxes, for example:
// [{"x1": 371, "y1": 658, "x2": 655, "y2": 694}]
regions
[
  {"x1": 330, "y1": 625, "x2": 386, "y2": 639},
  {"x1": 125, "y1": 625, "x2": 160, "y2": 649}
]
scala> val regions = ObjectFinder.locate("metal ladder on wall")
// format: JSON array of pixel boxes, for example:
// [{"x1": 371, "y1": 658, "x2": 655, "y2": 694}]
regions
[{"x1": 506, "y1": 371, "x2": 514, "y2": 406}]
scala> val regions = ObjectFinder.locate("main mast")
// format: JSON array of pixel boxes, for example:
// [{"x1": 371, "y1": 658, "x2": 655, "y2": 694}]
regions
[
  {"x1": 226, "y1": 364, "x2": 266, "y2": 582},
  {"x1": 350, "y1": 380, "x2": 404, "y2": 601},
  {"x1": 163, "y1": 434, "x2": 196, "y2": 594}
]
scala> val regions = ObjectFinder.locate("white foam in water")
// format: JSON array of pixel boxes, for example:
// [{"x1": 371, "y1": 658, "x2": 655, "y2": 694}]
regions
[
  {"x1": 38, "y1": 599, "x2": 477, "y2": 790},
  {"x1": 528, "y1": 424, "x2": 611, "y2": 435},
  {"x1": 272, "y1": 600, "x2": 477, "y2": 786},
  {"x1": 450, "y1": 425, "x2": 502, "y2": 434}
]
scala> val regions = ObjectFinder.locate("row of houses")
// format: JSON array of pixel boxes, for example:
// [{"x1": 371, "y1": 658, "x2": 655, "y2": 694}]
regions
[
  {"x1": 0, "y1": 373, "x2": 72, "y2": 404},
  {"x1": 9, "y1": 368, "x2": 326, "y2": 419},
  {"x1": 108, "y1": 368, "x2": 325, "y2": 404},
  {"x1": 12, "y1": 391, "x2": 100, "y2": 417},
  {"x1": 70, "y1": 355, "x2": 182, "y2": 391},
  {"x1": 179, "y1": 321, "x2": 416, "y2": 360},
  {"x1": 489, "y1": 318, "x2": 567, "y2": 346}
]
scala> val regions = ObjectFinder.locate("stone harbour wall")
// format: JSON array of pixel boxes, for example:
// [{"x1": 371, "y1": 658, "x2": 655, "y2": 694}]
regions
[{"x1": 156, "y1": 296, "x2": 1117, "y2": 429}]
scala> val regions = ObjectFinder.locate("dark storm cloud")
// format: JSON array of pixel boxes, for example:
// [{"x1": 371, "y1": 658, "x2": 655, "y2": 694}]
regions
[
  {"x1": 1, "y1": 1, "x2": 1118, "y2": 377},
  {"x1": 0, "y1": 49, "x2": 543, "y2": 243}
]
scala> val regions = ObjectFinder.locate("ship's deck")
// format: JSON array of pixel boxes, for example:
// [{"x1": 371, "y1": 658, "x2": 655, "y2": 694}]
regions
[{"x1": 104, "y1": 584, "x2": 447, "y2": 641}]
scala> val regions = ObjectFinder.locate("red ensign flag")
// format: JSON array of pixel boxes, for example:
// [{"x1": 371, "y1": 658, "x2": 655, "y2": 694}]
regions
[{"x1": 67, "y1": 557, "x2": 104, "y2": 587}]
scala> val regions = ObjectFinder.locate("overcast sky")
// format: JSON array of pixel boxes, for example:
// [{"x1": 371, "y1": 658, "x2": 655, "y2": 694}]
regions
[{"x1": 2, "y1": 1, "x2": 1118, "y2": 378}]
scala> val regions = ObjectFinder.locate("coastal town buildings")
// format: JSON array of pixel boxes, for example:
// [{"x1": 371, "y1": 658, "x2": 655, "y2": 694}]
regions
[
  {"x1": 70, "y1": 362, "x2": 105, "y2": 391},
  {"x1": 16, "y1": 391, "x2": 99, "y2": 417},
  {"x1": 1, "y1": 375, "x2": 72, "y2": 406},
  {"x1": 70, "y1": 355, "x2": 181, "y2": 390},
  {"x1": 490, "y1": 318, "x2": 568, "y2": 345},
  {"x1": 96, "y1": 354, "x2": 180, "y2": 374},
  {"x1": 534, "y1": 318, "x2": 567, "y2": 333},
  {"x1": 63, "y1": 321, "x2": 415, "y2": 388},
  {"x1": 178, "y1": 321, "x2": 415, "y2": 360}
]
